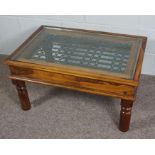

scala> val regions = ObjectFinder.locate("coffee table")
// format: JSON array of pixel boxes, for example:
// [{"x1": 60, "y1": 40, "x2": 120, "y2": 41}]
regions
[{"x1": 5, "y1": 25, "x2": 147, "y2": 132}]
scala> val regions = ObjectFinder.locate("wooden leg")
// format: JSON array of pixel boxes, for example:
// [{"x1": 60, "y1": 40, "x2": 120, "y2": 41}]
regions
[
  {"x1": 119, "y1": 99, "x2": 133, "y2": 132},
  {"x1": 12, "y1": 79, "x2": 31, "y2": 110}
]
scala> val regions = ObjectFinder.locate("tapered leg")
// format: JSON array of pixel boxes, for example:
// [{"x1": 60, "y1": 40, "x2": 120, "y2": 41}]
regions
[
  {"x1": 12, "y1": 79, "x2": 31, "y2": 110},
  {"x1": 119, "y1": 99, "x2": 133, "y2": 132}
]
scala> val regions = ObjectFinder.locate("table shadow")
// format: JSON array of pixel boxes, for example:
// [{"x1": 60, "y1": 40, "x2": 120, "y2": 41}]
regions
[{"x1": 31, "y1": 87, "x2": 63, "y2": 107}]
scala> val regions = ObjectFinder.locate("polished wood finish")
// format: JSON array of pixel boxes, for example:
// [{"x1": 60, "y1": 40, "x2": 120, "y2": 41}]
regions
[
  {"x1": 119, "y1": 99, "x2": 133, "y2": 132},
  {"x1": 5, "y1": 25, "x2": 147, "y2": 132},
  {"x1": 9, "y1": 66, "x2": 136, "y2": 100},
  {"x1": 134, "y1": 37, "x2": 147, "y2": 81},
  {"x1": 6, "y1": 60, "x2": 139, "y2": 86},
  {"x1": 12, "y1": 79, "x2": 31, "y2": 110}
]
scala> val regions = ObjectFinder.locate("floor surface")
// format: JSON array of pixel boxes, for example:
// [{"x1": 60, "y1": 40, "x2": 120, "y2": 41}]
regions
[{"x1": 0, "y1": 54, "x2": 155, "y2": 138}]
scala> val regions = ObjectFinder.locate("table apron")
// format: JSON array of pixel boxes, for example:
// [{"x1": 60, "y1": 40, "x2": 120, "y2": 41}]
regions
[{"x1": 9, "y1": 66, "x2": 136, "y2": 100}]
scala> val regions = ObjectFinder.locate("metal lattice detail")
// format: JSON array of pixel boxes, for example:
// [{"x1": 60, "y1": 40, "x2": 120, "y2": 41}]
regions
[{"x1": 30, "y1": 34, "x2": 131, "y2": 73}]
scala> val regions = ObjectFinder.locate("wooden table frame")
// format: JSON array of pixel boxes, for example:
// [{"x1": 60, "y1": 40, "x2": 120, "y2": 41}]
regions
[{"x1": 5, "y1": 25, "x2": 147, "y2": 132}]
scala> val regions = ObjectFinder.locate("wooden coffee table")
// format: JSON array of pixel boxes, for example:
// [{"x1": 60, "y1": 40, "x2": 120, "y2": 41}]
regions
[{"x1": 5, "y1": 25, "x2": 147, "y2": 132}]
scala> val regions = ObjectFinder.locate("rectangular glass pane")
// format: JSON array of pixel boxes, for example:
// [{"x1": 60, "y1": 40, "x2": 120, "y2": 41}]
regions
[{"x1": 11, "y1": 26, "x2": 143, "y2": 79}]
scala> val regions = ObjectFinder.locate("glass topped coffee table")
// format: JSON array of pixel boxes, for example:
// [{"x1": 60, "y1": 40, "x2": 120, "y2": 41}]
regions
[{"x1": 5, "y1": 25, "x2": 147, "y2": 132}]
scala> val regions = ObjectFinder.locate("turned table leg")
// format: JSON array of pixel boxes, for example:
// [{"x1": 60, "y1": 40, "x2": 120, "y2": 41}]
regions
[
  {"x1": 119, "y1": 99, "x2": 133, "y2": 132},
  {"x1": 12, "y1": 80, "x2": 31, "y2": 110}
]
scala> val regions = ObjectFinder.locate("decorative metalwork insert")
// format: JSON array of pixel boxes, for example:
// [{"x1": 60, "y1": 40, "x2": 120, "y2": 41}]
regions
[{"x1": 30, "y1": 34, "x2": 132, "y2": 73}]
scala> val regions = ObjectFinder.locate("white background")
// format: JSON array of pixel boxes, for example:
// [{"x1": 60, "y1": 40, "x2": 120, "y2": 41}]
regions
[
  {"x1": 0, "y1": 15, "x2": 155, "y2": 75},
  {"x1": 0, "y1": 0, "x2": 155, "y2": 155}
]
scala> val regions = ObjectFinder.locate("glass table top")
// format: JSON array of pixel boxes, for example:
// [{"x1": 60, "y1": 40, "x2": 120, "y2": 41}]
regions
[{"x1": 11, "y1": 26, "x2": 143, "y2": 79}]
